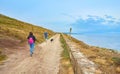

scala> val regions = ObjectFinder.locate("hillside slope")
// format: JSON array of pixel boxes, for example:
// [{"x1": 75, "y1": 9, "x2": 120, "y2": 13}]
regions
[
  {"x1": 0, "y1": 14, "x2": 55, "y2": 42},
  {"x1": 0, "y1": 14, "x2": 55, "y2": 61}
]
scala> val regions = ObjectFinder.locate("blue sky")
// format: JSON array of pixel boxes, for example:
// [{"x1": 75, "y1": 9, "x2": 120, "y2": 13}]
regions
[{"x1": 0, "y1": 0, "x2": 120, "y2": 33}]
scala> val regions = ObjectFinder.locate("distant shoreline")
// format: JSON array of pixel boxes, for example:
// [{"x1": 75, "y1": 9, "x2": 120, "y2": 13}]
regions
[
  {"x1": 72, "y1": 34, "x2": 120, "y2": 52},
  {"x1": 81, "y1": 39, "x2": 120, "y2": 53},
  {"x1": 70, "y1": 35, "x2": 120, "y2": 53}
]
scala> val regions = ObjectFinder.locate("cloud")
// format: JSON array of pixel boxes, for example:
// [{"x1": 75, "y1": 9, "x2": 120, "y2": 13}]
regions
[
  {"x1": 71, "y1": 15, "x2": 120, "y2": 34},
  {"x1": 105, "y1": 15, "x2": 116, "y2": 20}
]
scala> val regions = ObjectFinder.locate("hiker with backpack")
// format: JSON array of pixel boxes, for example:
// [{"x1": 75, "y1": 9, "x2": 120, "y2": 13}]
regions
[{"x1": 27, "y1": 32, "x2": 36, "y2": 57}]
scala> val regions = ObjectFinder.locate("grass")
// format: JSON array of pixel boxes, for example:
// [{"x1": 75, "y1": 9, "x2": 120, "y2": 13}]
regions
[
  {"x1": 0, "y1": 14, "x2": 55, "y2": 43},
  {"x1": 0, "y1": 54, "x2": 6, "y2": 61},
  {"x1": 59, "y1": 34, "x2": 74, "y2": 74},
  {"x1": 60, "y1": 35, "x2": 70, "y2": 60},
  {"x1": 0, "y1": 14, "x2": 55, "y2": 62},
  {"x1": 0, "y1": 49, "x2": 7, "y2": 62},
  {"x1": 112, "y1": 57, "x2": 120, "y2": 65},
  {"x1": 65, "y1": 34, "x2": 120, "y2": 74}
]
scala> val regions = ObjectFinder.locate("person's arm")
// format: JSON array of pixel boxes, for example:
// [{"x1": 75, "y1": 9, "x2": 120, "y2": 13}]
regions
[
  {"x1": 27, "y1": 36, "x2": 29, "y2": 39},
  {"x1": 33, "y1": 36, "x2": 36, "y2": 42}
]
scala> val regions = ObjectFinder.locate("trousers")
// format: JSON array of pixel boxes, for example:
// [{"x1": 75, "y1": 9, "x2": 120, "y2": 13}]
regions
[{"x1": 29, "y1": 43, "x2": 34, "y2": 55}]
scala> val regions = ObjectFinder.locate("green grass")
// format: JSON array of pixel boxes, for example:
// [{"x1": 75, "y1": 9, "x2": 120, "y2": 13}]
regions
[
  {"x1": 0, "y1": 54, "x2": 6, "y2": 61},
  {"x1": 112, "y1": 57, "x2": 120, "y2": 65},
  {"x1": 59, "y1": 34, "x2": 74, "y2": 74},
  {"x1": 60, "y1": 34, "x2": 70, "y2": 60},
  {"x1": 0, "y1": 49, "x2": 7, "y2": 61}
]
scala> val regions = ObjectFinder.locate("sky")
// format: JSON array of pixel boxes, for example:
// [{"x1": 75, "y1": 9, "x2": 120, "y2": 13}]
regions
[{"x1": 0, "y1": 0, "x2": 120, "y2": 33}]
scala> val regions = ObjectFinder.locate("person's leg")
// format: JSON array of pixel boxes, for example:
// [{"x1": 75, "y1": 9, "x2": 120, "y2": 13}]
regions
[
  {"x1": 31, "y1": 43, "x2": 34, "y2": 54},
  {"x1": 30, "y1": 43, "x2": 34, "y2": 57}
]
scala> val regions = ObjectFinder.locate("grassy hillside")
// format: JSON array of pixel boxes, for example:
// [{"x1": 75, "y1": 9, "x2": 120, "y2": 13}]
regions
[
  {"x1": 0, "y1": 14, "x2": 55, "y2": 42},
  {"x1": 65, "y1": 35, "x2": 120, "y2": 74},
  {"x1": 0, "y1": 14, "x2": 55, "y2": 61}
]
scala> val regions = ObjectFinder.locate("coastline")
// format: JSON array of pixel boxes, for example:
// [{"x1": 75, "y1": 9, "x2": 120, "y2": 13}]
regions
[
  {"x1": 72, "y1": 34, "x2": 120, "y2": 52},
  {"x1": 66, "y1": 35, "x2": 120, "y2": 73}
]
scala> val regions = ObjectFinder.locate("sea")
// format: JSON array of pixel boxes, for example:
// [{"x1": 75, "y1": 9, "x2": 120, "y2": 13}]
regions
[{"x1": 72, "y1": 33, "x2": 120, "y2": 51}]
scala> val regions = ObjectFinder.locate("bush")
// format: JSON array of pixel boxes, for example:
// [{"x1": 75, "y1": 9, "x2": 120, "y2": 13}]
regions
[
  {"x1": 112, "y1": 57, "x2": 120, "y2": 65},
  {"x1": 0, "y1": 55, "x2": 6, "y2": 61},
  {"x1": 0, "y1": 51, "x2": 7, "y2": 61}
]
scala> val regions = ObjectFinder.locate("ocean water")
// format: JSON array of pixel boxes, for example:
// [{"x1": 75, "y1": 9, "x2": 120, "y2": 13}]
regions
[{"x1": 72, "y1": 33, "x2": 120, "y2": 51}]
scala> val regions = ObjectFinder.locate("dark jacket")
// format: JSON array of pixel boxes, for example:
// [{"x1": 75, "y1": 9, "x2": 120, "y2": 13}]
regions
[{"x1": 27, "y1": 35, "x2": 36, "y2": 43}]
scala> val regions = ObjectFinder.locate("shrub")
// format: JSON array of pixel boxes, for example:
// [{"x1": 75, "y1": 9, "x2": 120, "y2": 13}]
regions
[
  {"x1": 112, "y1": 57, "x2": 120, "y2": 65},
  {"x1": 0, "y1": 50, "x2": 7, "y2": 61}
]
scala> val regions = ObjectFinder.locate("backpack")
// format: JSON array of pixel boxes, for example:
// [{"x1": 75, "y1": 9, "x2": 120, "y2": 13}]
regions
[{"x1": 28, "y1": 37, "x2": 34, "y2": 44}]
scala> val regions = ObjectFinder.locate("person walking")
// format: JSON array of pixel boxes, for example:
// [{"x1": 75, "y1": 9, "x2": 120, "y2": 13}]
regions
[
  {"x1": 27, "y1": 32, "x2": 36, "y2": 57},
  {"x1": 44, "y1": 31, "x2": 48, "y2": 41}
]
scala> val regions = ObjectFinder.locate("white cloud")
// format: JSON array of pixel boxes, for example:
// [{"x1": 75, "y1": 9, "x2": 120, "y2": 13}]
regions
[{"x1": 71, "y1": 15, "x2": 120, "y2": 33}]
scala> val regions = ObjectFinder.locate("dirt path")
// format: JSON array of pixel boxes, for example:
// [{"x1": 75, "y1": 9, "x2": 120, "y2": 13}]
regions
[{"x1": 0, "y1": 34, "x2": 63, "y2": 74}]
